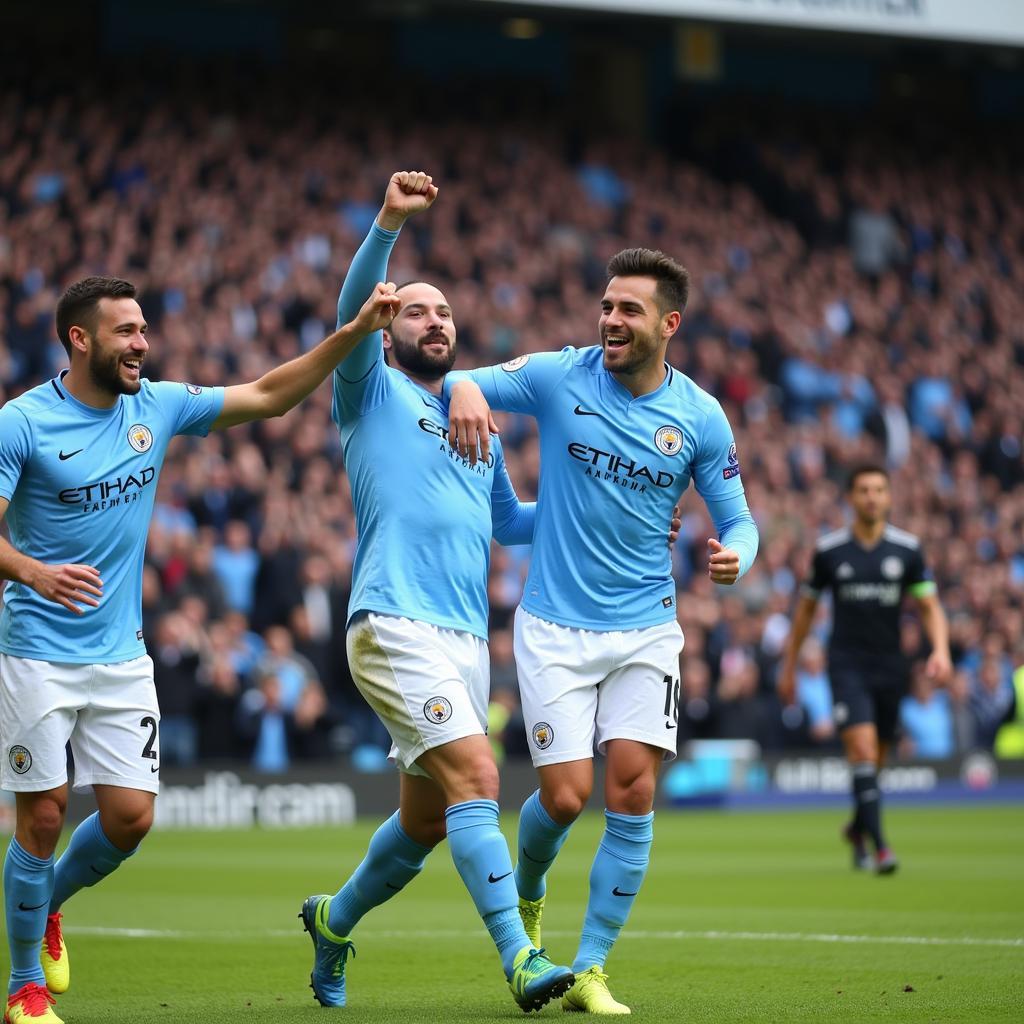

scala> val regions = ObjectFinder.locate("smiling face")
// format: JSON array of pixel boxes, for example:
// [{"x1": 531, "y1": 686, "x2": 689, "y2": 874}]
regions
[
  {"x1": 75, "y1": 296, "x2": 149, "y2": 396},
  {"x1": 598, "y1": 276, "x2": 676, "y2": 377},
  {"x1": 383, "y1": 282, "x2": 456, "y2": 381}
]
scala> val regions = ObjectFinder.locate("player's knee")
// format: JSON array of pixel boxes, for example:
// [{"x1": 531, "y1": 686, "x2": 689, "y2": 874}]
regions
[
  {"x1": 413, "y1": 816, "x2": 447, "y2": 849},
  {"x1": 607, "y1": 776, "x2": 656, "y2": 816},
  {"x1": 846, "y1": 739, "x2": 878, "y2": 763},
  {"x1": 458, "y1": 754, "x2": 500, "y2": 802},
  {"x1": 123, "y1": 805, "x2": 154, "y2": 846},
  {"x1": 544, "y1": 785, "x2": 589, "y2": 825},
  {"x1": 22, "y1": 799, "x2": 65, "y2": 851},
  {"x1": 103, "y1": 803, "x2": 154, "y2": 849}
]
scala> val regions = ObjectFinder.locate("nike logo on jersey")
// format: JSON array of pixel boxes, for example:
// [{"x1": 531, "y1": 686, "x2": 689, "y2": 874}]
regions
[
  {"x1": 612, "y1": 887, "x2": 638, "y2": 897},
  {"x1": 488, "y1": 871, "x2": 513, "y2": 883},
  {"x1": 17, "y1": 901, "x2": 47, "y2": 911},
  {"x1": 665, "y1": 722, "x2": 677, "y2": 730},
  {"x1": 150, "y1": 765, "x2": 159, "y2": 772},
  {"x1": 58, "y1": 448, "x2": 84, "y2": 460},
  {"x1": 573, "y1": 405, "x2": 599, "y2": 416}
]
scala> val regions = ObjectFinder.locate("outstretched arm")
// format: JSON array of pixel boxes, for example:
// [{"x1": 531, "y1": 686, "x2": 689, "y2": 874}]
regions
[{"x1": 212, "y1": 283, "x2": 401, "y2": 430}]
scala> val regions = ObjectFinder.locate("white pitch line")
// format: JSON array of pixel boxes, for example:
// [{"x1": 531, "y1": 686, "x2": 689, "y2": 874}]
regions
[{"x1": 65, "y1": 926, "x2": 1024, "y2": 949}]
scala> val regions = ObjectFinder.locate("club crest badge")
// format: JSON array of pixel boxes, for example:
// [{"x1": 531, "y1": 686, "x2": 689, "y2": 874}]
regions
[
  {"x1": 532, "y1": 722, "x2": 554, "y2": 749},
  {"x1": 882, "y1": 557, "x2": 904, "y2": 579},
  {"x1": 655, "y1": 425, "x2": 684, "y2": 456},
  {"x1": 424, "y1": 697, "x2": 453, "y2": 723},
  {"x1": 501, "y1": 355, "x2": 530, "y2": 372},
  {"x1": 9, "y1": 745, "x2": 31, "y2": 774},
  {"x1": 127, "y1": 424, "x2": 154, "y2": 453}
]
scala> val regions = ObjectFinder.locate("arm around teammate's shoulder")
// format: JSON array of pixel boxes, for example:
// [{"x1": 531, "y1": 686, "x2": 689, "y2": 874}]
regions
[
  {"x1": 446, "y1": 348, "x2": 577, "y2": 465},
  {"x1": 488, "y1": 451, "x2": 535, "y2": 546},
  {"x1": 212, "y1": 283, "x2": 401, "y2": 430}
]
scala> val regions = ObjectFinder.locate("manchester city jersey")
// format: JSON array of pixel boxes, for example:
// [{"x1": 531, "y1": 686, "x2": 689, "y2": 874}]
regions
[
  {"x1": 330, "y1": 221, "x2": 534, "y2": 641},
  {"x1": 333, "y1": 350, "x2": 531, "y2": 640},
  {"x1": 0, "y1": 374, "x2": 224, "y2": 663},
  {"x1": 447, "y1": 347, "x2": 749, "y2": 631}
]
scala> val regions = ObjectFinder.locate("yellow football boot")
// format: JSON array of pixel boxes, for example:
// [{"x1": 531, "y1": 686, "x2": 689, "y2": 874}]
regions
[
  {"x1": 518, "y1": 895, "x2": 545, "y2": 950},
  {"x1": 4, "y1": 983, "x2": 63, "y2": 1024},
  {"x1": 562, "y1": 966, "x2": 631, "y2": 1014},
  {"x1": 40, "y1": 914, "x2": 68, "y2": 995}
]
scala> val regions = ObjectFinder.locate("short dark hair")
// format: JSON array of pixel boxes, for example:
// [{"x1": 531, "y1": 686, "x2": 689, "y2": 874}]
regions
[
  {"x1": 846, "y1": 463, "x2": 889, "y2": 491},
  {"x1": 55, "y1": 276, "x2": 136, "y2": 355},
  {"x1": 606, "y1": 248, "x2": 690, "y2": 315}
]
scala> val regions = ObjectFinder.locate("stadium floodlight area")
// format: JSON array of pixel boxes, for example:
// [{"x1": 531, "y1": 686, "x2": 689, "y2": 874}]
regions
[{"x1": 473, "y1": 0, "x2": 1024, "y2": 47}]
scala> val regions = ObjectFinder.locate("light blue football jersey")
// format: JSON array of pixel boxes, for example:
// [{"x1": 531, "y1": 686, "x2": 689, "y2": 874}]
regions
[
  {"x1": 331, "y1": 223, "x2": 533, "y2": 640},
  {"x1": 0, "y1": 374, "x2": 223, "y2": 663},
  {"x1": 445, "y1": 347, "x2": 757, "y2": 630}
]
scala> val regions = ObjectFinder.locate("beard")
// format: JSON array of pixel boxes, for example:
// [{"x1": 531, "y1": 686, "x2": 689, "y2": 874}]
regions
[
  {"x1": 600, "y1": 326, "x2": 661, "y2": 375},
  {"x1": 390, "y1": 327, "x2": 456, "y2": 380},
  {"x1": 88, "y1": 344, "x2": 141, "y2": 395}
]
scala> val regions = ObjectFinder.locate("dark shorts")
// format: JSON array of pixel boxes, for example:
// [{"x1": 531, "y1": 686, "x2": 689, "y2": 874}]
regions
[{"x1": 828, "y1": 653, "x2": 908, "y2": 743}]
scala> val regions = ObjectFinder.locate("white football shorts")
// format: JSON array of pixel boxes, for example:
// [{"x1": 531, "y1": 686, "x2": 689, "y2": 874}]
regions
[
  {"x1": 1, "y1": 653, "x2": 160, "y2": 794},
  {"x1": 514, "y1": 606, "x2": 684, "y2": 767},
  {"x1": 346, "y1": 612, "x2": 489, "y2": 777}
]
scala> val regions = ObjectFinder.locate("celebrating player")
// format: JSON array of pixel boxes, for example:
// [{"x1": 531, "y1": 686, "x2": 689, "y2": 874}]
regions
[
  {"x1": 778, "y1": 464, "x2": 952, "y2": 874},
  {"x1": 0, "y1": 275, "x2": 400, "y2": 1024},
  {"x1": 445, "y1": 248, "x2": 760, "y2": 1013},
  {"x1": 297, "y1": 172, "x2": 575, "y2": 1014}
]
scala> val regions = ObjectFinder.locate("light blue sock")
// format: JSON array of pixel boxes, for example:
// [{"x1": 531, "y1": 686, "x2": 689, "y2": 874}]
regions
[
  {"x1": 514, "y1": 790, "x2": 572, "y2": 901},
  {"x1": 51, "y1": 812, "x2": 135, "y2": 912},
  {"x1": 445, "y1": 799, "x2": 531, "y2": 977},
  {"x1": 328, "y1": 811, "x2": 431, "y2": 936},
  {"x1": 4, "y1": 838, "x2": 53, "y2": 994},
  {"x1": 573, "y1": 810, "x2": 654, "y2": 974}
]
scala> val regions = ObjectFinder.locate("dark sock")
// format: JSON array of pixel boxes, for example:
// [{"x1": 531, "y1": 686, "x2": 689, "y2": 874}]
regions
[{"x1": 851, "y1": 762, "x2": 885, "y2": 851}]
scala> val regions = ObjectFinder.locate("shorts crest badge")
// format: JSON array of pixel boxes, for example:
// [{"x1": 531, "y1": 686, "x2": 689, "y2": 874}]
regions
[
  {"x1": 9, "y1": 745, "x2": 31, "y2": 774},
  {"x1": 532, "y1": 722, "x2": 554, "y2": 750},
  {"x1": 127, "y1": 424, "x2": 154, "y2": 453},
  {"x1": 655, "y1": 425, "x2": 684, "y2": 456},
  {"x1": 424, "y1": 696, "x2": 453, "y2": 723}
]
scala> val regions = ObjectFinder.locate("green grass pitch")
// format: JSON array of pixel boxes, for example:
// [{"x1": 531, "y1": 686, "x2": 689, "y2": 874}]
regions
[{"x1": 3, "y1": 804, "x2": 1022, "y2": 1023}]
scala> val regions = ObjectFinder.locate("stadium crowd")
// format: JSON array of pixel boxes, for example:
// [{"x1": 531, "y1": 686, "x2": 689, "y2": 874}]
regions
[{"x1": 1, "y1": 65, "x2": 1021, "y2": 769}]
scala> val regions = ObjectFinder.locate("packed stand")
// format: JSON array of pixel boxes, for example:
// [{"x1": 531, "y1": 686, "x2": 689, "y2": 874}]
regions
[{"x1": 0, "y1": 63, "x2": 1020, "y2": 767}]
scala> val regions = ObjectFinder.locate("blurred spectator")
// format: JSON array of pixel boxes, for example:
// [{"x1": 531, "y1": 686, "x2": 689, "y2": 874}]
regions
[
  {"x1": 151, "y1": 610, "x2": 203, "y2": 765},
  {"x1": 212, "y1": 520, "x2": 260, "y2": 616},
  {"x1": 257, "y1": 624, "x2": 319, "y2": 712},
  {"x1": 239, "y1": 670, "x2": 290, "y2": 773},
  {"x1": 794, "y1": 637, "x2": 836, "y2": 746},
  {"x1": 900, "y1": 666, "x2": 955, "y2": 760},
  {"x1": 968, "y1": 656, "x2": 1017, "y2": 751}
]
